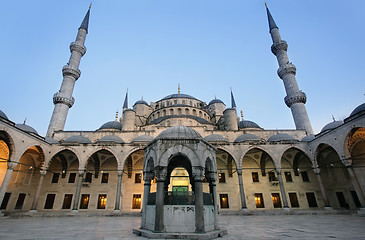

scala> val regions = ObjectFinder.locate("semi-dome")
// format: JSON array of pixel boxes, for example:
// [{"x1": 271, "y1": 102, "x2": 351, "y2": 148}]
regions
[
  {"x1": 98, "y1": 121, "x2": 122, "y2": 131},
  {"x1": 15, "y1": 123, "x2": 38, "y2": 135},
  {"x1": 349, "y1": 103, "x2": 365, "y2": 117},
  {"x1": 160, "y1": 93, "x2": 198, "y2": 101},
  {"x1": 132, "y1": 135, "x2": 154, "y2": 143},
  {"x1": 320, "y1": 120, "x2": 343, "y2": 133},
  {"x1": 238, "y1": 120, "x2": 261, "y2": 129},
  {"x1": 0, "y1": 110, "x2": 9, "y2": 120},
  {"x1": 157, "y1": 125, "x2": 202, "y2": 140},
  {"x1": 133, "y1": 100, "x2": 149, "y2": 106},
  {"x1": 204, "y1": 134, "x2": 227, "y2": 143},
  {"x1": 234, "y1": 134, "x2": 261, "y2": 143},
  {"x1": 208, "y1": 99, "x2": 224, "y2": 105},
  {"x1": 268, "y1": 133, "x2": 297, "y2": 142},
  {"x1": 301, "y1": 134, "x2": 315, "y2": 142},
  {"x1": 45, "y1": 137, "x2": 58, "y2": 144},
  {"x1": 64, "y1": 135, "x2": 92, "y2": 144},
  {"x1": 97, "y1": 135, "x2": 124, "y2": 144}
]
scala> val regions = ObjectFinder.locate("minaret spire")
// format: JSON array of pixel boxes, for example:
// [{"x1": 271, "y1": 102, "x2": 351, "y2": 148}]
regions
[
  {"x1": 230, "y1": 87, "x2": 237, "y2": 109},
  {"x1": 266, "y1": 4, "x2": 313, "y2": 134},
  {"x1": 46, "y1": 7, "x2": 90, "y2": 137},
  {"x1": 123, "y1": 90, "x2": 128, "y2": 110}
]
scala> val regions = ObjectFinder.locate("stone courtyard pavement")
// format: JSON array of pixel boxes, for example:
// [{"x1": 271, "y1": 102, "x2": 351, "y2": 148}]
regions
[{"x1": 0, "y1": 214, "x2": 364, "y2": 239}]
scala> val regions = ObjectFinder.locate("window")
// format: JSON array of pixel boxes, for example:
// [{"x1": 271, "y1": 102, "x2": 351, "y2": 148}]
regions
[
  {"x1": 306, "y1": 192, "x2": 318, "y2": 207},
  {"x1": 271, "y1": 193, "x2": 282, "y2": 208},
  {"x1": 351, "y1": 191, "x2": 361, "y2": 208},
  {"x1": 97, "y1": 194, "x2": 107, "y2": 209},
  {"x1": 135, "y1": 173, "x2": 142, "y2": 183},
  {"x1": 218, "y1": 173, "x2": 226, "y2": 183},
  {"x1": 68, "y1": 173, "x2": 76, "y2": 183},
  {"x1": 0, "y1": 192, "x2": 11, "y2": 210},
  {"x1": 15, "y1": 193, "x2": 26, "y2": 209},
  {"x1": 254, "y1": 193, "x2": 265, "y2": 208},
  {"x1": 51, "y1": 173, "x2": 60, "y2": 183},
  {"x1": 301, "y1": 171, "x2": 309, "y2": 182},
  {"x1": 252, "y1": 172, "x2": 259, "y2": 182},
  {"x1": 44, "y1": 194, "x2": 56, "y2": 209},
  {"x1": 132, "y1": 194, "x2": 142, "y2": 209},
  {"x1": 101, "y1": 173, "x2": 109, "y2": 183},
  {"x1": 84, "y1": 172, "x2": 92, "y2": 183},
  {"x1": 268, "y1": 172, "x2": 277, "y2": 182},
  {"x1": 80, "y1": 194, "x2": 90, "y2": 209},
  {"x1": 62, "y1": 194, "x2": 73, "y2": 209},
  {"x1": 289, "y1": 193, "x2": 299, "y2": 208},
  {"x1": 336, "y1": 192, "x2": 348, "y2": 208},
  {"x1": 219, "y1": 194, "x2": 229, "y2": 208},
  {"x1": 284, "y1": 172, "x2": 293, "y2": 182}
]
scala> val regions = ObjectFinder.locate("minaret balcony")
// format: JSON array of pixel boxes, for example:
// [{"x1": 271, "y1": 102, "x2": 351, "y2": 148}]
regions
[
  {"x1": 284, "y1": 91, "x2": 307, "y2": 107},
  {"x1": 70, "y1": 42, "x2": 86, "y2": 56},
  {"x1": 277, "y1": 63, "x2": 296, "y2": 79},
  {"x1": 53, "y1": 92, "x2": 75, "y2": 108},
  {"x1": 62, "y1": 65, "x2": 81, "y2": 80},
  {"x1": 271, "y1": 40, "x2": 288, "y2": 55}
]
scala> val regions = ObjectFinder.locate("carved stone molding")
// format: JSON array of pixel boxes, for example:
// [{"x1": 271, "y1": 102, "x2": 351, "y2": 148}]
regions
[
  {"x1": 70, "y1": 42, "x2": 86, "y2": 56},
  {"x1": 284, "y1": 91, "x2": 307, "y2": 107},
  {"x1": 277, "y1": 63, "x2": 296, "y2": 79},
  {"x1": 271, "y1": 40, "x2": 288, "y2": 55},
  {"x1": 53, "y1": 92, "x2": 75, "y2": 108},
  {"x1": 62, "y1": 65, "x2": 81, "y2": 80}
]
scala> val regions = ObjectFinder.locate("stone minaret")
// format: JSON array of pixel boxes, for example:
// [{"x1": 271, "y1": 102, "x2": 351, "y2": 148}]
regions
[
  {"x1": 46, "y1": 7, "x2": 91, "y2": 137},
  {"x1": 266, "y1": 5, "x2": 313, "y2": 134}
]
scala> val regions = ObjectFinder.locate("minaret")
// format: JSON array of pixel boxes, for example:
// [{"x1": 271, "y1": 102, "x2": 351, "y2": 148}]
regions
[
  {"x1": 123, "y1": 90, "x2": 128, "y2": 110},
  {"x1": 266, "y1": 4, "x2": 313, "y2": 134},
  {"x1": 230, "y1": 88, "x2": 237, "y2": 109},
  {"x1": 46, "y1": 7, "x2": 91, "y2": 137}
]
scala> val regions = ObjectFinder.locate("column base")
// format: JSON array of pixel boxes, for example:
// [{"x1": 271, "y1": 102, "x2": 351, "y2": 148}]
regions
[
  {"x1": 113, "y1": 209, "x2": 121, "y2": 213},
  {"x1": 358, "y1": 208, "x2": 365, "y2": 215},
  {"x1": 28, "y1": 210, "x2": 38, "y2": 214},
  {"x1": 324, "y1": 207, "x2": 334, "y2": 211},
  {"x1": 71, "y1": 209, "x2": 79, "y2": 213},
  {"x1": 283, "y1": 207, "x2": 291, "y2": 212}
]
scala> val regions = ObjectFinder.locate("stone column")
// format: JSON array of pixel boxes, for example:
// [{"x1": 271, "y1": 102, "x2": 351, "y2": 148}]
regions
[
  {"x1": 30, "y1": 170, "x2": 47, "y2": 211},
  {"x1": 72, "y1": 170, "x2": 85, "y2": 211},
  {"x1": 114, "y1": 171, "x2": 123, "y2": 211},
  {"x1": 237, "y1": 169, "x2": 247, "y2": 209},
  {"x1": 209, "y1": 179, "x2": 219, "y2": 230},
  {"x1": 313, "y1": 168, "x2": 331, "y2": 208},
  {"x1": 276, "y1": 169, "x2": 289, "y2": 209},
  {"x1": 0, "y1": 164, "x2": 14, "y2": 207},
  {"x1": 154, "y1": 168, "x2": 166, "y2": 232},
  {"x1": 141, "y1": 174, "x2": 152, "y2": 229},
  {"x1": 347, "y1": 166, "x2": 365, "y2": 208},
  {"x1": 193, "y1": 166, "x2": 205, "y2": 233}
]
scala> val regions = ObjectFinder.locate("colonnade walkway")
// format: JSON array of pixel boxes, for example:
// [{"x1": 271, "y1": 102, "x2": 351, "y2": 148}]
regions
[{"x1": 0, "y1": 214, "x2": 364, "y2": 239}]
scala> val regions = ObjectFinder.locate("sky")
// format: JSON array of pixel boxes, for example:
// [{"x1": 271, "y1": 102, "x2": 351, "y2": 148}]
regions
[{"x1": 0, "y1": 1, "x2": 364, "y2": 136}]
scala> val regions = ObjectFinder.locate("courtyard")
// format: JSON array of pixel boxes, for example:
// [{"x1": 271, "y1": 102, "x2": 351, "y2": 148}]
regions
[{"x1": 0, "y1": 214, "x2": 364, "y2": 239}]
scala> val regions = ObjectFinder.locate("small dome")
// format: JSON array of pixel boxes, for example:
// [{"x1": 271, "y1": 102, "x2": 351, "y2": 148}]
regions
[
  {"x1": 133, "y1": 100, "x2": 149, "y2": 106},
  {"x1": 64, "y1": 135, "x2": 92, "y2": 144},
  {"x1": 0, "y1": 110, "x2": 9, "y2": 120},
  {"x1": 160, "y1": 93, "x2": 197, "y2": 101},
  {"x1": 157, "y1": 125, "x2": 202, "y2": 140},
  {"x1": 132, "y1": 135, "x2": 154, "y2": 143},
  {"x1": 98, "y1": 121, "x2": 122, "y2": 131},
  {"x1": 301, "y1": 134, "x2": 315, "y2": 142},
  {"x1": 204, "y1": 134, "x2": 227, "y2": 143},
  {"x1": 320, "y1": 121, "x2": 343, "y2": 133},
  {"x1": 268, "y1": 133, "x2": 297, "y2": 142},
  {"x1": 238, "y1": 120, "x2": 261, "y2": 129},
  {"x1": 234, "y1": 134, "x2": 261, "y2": 143},
  {"x1": 97, "y1": 135, "x2": 124, "y2": 144},
  {"x1": 15, "y1": 123, "x2": 38, "y2": 135},
  {"x1": 208, "y1": 99, "x2": 224, "y2": 105},
  {"x1": 45, "y1": 137, "x2": 58, "y2": 144},
  {"x1": 349, "y1": 103, "x2": 365, "y2": 117}
]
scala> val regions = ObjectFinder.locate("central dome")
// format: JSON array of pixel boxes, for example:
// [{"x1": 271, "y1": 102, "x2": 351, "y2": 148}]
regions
[
  {"x1": 159, "y1": 93, "x2": 198, "y2": 101},
  {"x1": 157, "y1": 125, "x2": 202, "y2": 140}
]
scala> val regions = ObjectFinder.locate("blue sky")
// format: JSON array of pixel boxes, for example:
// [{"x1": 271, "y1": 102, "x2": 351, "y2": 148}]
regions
[{"x1": 0, "y1": 1, "x2": 364, "y2": 136}]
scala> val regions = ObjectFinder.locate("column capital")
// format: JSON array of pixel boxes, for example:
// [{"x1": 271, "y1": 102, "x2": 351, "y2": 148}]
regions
[
  {"x1": 236, "y1": 168, "x2": 243, "y2": 175},
  {"x1": 313, "y1": 167, "x2": 321, "y2": 174},
  {"x1": 117, "y1": 170, "x2": 124, "y2": 176},
  {"x1": 275, "y1": 168, "x2": 282, "y2": 175},
  {"x1": 143, "y1": 171, "x2": 154, "y2": 182},
  {"x1": 6, "y1": 164, "x2": 15, "y2": 170},
  {"x1": 39, "y1": 170, "x2": 47, "y2": 176},
  {"x1": 155, "y1": 167, "x2": 167, "y2": 181},
  {"x1": 78, "y1": 170, "x2": 85, "y2": 176}
]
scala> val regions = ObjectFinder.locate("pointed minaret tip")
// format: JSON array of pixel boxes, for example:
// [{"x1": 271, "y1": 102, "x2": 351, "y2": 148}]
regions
[
  {"x1": 89, "y1": 2, "x2": 92, "y2": 9},
  {"x1": 265, "y1": 2, "x2": 268, "y2": 8},
  {"x1": 266, "y1": 3, "x2": 278, "y2": 32},
  {"x1": 79, "y1": 6, "x2": 91, "y2": 32},
  {"x1": 123, "y1": 90, "x2": 128, "y2": 110},
  {"x1": 230, "y1": 88, "x2": 237, "y2": 109}
]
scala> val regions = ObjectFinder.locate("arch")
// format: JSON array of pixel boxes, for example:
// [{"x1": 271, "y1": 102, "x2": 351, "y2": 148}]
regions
[
  {"x1": 0, "y1": 130, "x2": 14, "y2": 160},
  {"x1": 122, "y1": 149, "x2": 145, "y2": 179},
  {"x1": 281, "y1": 147, "x2": 313, "y2": 179},
  {"x1": 84, "y1": 149, "x2": 118, "y2": 178},
  {"x1": 83, "y1": 147, "x2": 121, "y2": 170},
  {"x1": 241, "y1": 147, "x2": 275, "y2": 176},
  {"x1": 159, "y1": 145, "x2": 200, "y2": 167},
  {"x1": 47, "y1": 149, "x2": 80, "y2": 173},
  {"x1": 216, "y1": 148, "x2": 237, "y2": 178}
]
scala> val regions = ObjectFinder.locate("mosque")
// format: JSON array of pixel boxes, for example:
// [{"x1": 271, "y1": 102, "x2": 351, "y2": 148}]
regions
[{"x1": 0, "y1": 4, "x2": 364, "y2": 234}]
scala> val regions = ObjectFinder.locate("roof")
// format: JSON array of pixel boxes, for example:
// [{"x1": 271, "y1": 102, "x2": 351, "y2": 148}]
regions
[
  {"x1": 268, "y1": 133, "x2": 297, "y2": 142},
  {"x1": 156, "y1": 125, "x2": 202, "y2": 140},
  {"x1": 234, "y1": 134, "x2": 261, "y2": 143},
  {"x1": 349, "y1": 103, "x2": 365, "y2": 117},
  {"x1": 238, "y1": 120, "x2": 261, "y2": 129},
  {"x1": 0, "y1": 110, "x2": 9, "y2": 120},
  {"x1": 133, "y1": 100, "x2": 149, "y2": 106},
  {"x1": 15, "y1": 123, "x2": 38, "y2": 135},
  {"x1": 301, "y1": 134, "x2": 315, "y2": 142},
  {"x1": 320, "y1": 121, "x2": 343, "y2": 133},
  {"x1": 204, "y1": 134, "x2": 228, "y2": 143},
  {"x1": 98, "y1": 121, "x2": 122, "y2": 131},
  {"x1": 45, "y1": 137, "x2": 58, "y2": 144},
  {"x1": 97, "y1": 135, "x2": 124, "y2": 144},
  {"x1": 64, "y1": 135, "x2": 92, "y2": 144},
  {"x1": 208, "y1": 99, "x2": 225, "y2": 105}
]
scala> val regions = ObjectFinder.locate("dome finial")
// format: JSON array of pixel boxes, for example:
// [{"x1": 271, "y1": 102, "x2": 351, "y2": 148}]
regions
[
  {"x1": 141, "y1": 96, "x2": 143, "y2": 101},
  {"x1": 178, "y1": 84, "x2": 181, "y2": 94},
  {"x1": 241, "y1": 109, "x2": 244, "y2": 121},
  {"x1": 89, "y1": 2, "x2": 92, "y2": 10},
  {"x1": 332, "y1": 115, "x2": 336, "y2": 121},
  {"x1": 23, "y1": 118, "x2": 27, "y2": 124},
  {"x1": 115, "y1": 111, "x2": 119, "y2": 121}
]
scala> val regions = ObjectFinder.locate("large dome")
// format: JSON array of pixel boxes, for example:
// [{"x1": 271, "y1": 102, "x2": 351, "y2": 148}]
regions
[
  {"x1": 238, "y1": 120, "x2": 261, "y2": 129},
  {"x1": 160, "y1": 93, "x2": 198, "y2": 101},
  {"x1": 320, "y1": 120, "x2": 343, "y2": 133},
  {"x1": 98, "y1": 121, "x2": 122, "y2": 131},
  {"x1": 133, "y1": 100, "x2": 149, "y2": 106},
  {"x1": 64, "y1": 135, "x2": 92, "y2": 144},
  {"x1": 208, "y1": 99, "x2": 224, "y2": 105},
  {"x1": 349, "y1": 103, "x2": 365, "y2": 117},
  {"x1": 157, "y1": 125, "x2": 202, "y2": 140},
  {"x1": 15, "y1": 123, "x2": 38, "y2": 135},
  {"x1": 0, "y1": 110, "x2": 9, "y2": 120}
]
